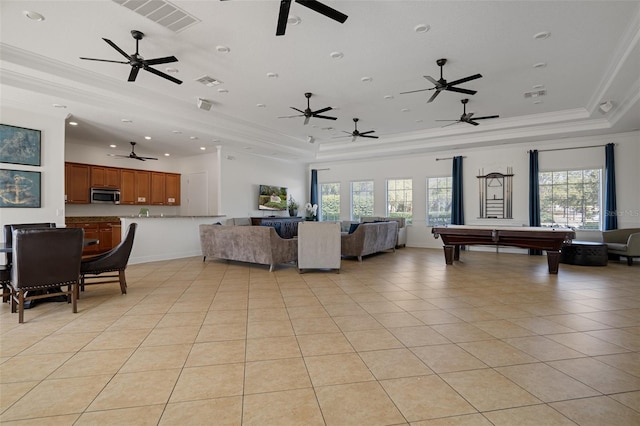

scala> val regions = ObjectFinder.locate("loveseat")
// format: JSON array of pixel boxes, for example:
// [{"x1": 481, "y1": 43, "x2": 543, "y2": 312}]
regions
[
  {"x1": 341, "y1": 221, "x2": 398, "y2": 261},
  {"x1": 602, "y1": 228, "x2": 640, "y2": 265},
  {"x1": 361, "y1": 216, "x2": 407, "y2": 247},
  {"x1": 199, "y1": 224, "x2": 297, "y2": 271}
]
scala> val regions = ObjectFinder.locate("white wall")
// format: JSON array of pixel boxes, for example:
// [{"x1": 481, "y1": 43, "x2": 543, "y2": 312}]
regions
[
  {"x1": 1, "y1": 106, "x2": 66, "y2": 227},
  {"x1": 310, "y1": 131, "x2": 640, "y2": 249},
  {"x1": 220, "y1": 148, "x2": 307, "y2": 220}
]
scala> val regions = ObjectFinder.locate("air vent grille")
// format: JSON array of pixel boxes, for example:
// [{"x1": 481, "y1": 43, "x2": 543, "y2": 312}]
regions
[
  {"x1": 196, "y1": 75, "x2": 223, "y2": 87},
  {"x1": 112, "y1": 0, "x2": 200, "y2": 32},
  {"x1": 524, "y1": 90, "x2": 547, "y2": 98}
]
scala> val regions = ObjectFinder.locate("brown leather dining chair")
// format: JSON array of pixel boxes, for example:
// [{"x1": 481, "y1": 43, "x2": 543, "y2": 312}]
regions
[
  {"x1": 2, "y1": 223, "x2": 56, "y2": 303},
  {"x1": 79, "y1": 223, "x2": 137, "y2": 297},
  {"x1": 10, "y1": 228, "x2": 84, "y2": 323}
]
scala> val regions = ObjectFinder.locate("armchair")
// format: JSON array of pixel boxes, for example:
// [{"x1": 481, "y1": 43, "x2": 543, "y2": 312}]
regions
[
  {"x1": 10, "y1": 228, "x2": 83, "y2": 323},
  {"x1": 79, "y1": 223, "x2": 137, "y2": 296},
  {"x1": 602, "y1": 228, "x2": 640, "y2": 265}
]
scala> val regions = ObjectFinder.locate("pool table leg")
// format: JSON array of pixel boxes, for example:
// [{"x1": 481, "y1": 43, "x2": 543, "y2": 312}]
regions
[
  {"x1": 443, "y1": 245, "x2": 455, "y2": 265},
  {"x1": 547, "y1": 250, "x2": 560, "y2": 274}
]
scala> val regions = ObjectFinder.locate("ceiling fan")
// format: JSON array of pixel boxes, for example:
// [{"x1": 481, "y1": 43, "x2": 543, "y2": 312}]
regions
[
  {"x1": 436, "y1": 99, "x2": 499, "y2": 127},
  {"x1": 80, "y1": 30, "x2": 182, "y2": 85},
  {"x1": 109, "y1": 142, "x2": 158, "y2": 161},
  {"x1": 400, "y1": 58, "x2": 482, "y2": 103},
  {"x1": 275, "y1": 0, "x2": 348, "y2": 36},
  {"x1": 279, "y1": 92, "x2": 337, "y2": 125},
  {"x1": 340, "y1": 118, "x2": 379, "y2": 142}
]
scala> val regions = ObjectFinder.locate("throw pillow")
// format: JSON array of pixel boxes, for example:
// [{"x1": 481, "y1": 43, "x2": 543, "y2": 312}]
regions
[
  {"x1": 348, "y1": 223, "x2": 360, "y2": 234},
  {"x1": 261, "y1": 222, "x2": 283, "y2": 238}
]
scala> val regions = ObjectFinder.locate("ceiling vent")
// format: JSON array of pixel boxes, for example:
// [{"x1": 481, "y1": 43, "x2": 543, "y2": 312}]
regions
[
  {"x1": 196, "y1": 75, "x2": 223, "y2": 87},
  {"x1": 524, "y1": 89, "x2": 547, "y2": 99},
  {"x1": 112, "y1": 0, "x2": 200, "y2": 32}
]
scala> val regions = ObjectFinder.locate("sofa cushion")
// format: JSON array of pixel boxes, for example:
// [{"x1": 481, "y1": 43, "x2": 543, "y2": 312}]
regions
[
  {"x1": 606, "y1": 243, "x2": 627, "y2": 252},
  {"x1": 348, "y1": 223, "x2": 360, "y2": 234}
]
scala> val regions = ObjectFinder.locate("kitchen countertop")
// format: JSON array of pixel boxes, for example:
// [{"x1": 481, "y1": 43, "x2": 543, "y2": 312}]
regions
[{"x1": 65, "y1": 216, "x2": 121, "y2": 224}]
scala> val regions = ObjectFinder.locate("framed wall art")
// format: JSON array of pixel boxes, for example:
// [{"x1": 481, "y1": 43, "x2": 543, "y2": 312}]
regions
[
  {"x1": 0, "y1": 124, "x2": 41, "y2": 166},
  {"x1": 0, "y1": 169, "x2": 41, "y2": 208}
]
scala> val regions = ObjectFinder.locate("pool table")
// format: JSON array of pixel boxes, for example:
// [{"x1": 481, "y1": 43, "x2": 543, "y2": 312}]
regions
[{"x1": 431, "y1": 225, "x2": 576, "y2": 274}]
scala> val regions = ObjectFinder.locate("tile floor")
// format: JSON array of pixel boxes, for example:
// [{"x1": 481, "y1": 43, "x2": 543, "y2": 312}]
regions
[{"x1": 1, "y1": 248, "x2": 639, "y2": 425}]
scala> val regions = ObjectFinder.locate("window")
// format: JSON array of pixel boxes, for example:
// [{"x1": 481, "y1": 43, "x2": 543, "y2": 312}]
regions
[
  {"x1": 539, "y1": 169, "x2": 602, "y2": 229},
  {"x1": 320, "y1": 182, "x2": 340, "y2": 221},
  {"x1": 386, "y1": 178, "x2": 413, "y2": 224},
  {"x1": 427, "y1": 176, "x2": 452, "y2": 226},
  {"x1": 350, "y1": 180, "x2": 374, "y2": 221}
]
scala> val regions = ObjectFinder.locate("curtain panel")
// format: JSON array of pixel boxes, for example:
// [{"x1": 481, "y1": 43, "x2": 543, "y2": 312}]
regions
[
  {"x1": 451, "y1": 156, "x2": 464, "y2": 225},
  {"x1": 528, "y1": 150, "x2": 542, "y2": 255},
  {"x1": 604, "y1": 143, "x2": 618, "y2": 230}
]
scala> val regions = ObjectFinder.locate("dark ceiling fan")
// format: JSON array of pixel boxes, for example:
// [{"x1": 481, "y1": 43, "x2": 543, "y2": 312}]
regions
[
  {"x1": 340, "y1": 118, "x2": 379, "y2": 142},
  {"x1": 400, "y1": 58, "x2": 482, "y2": 103},
  {"x1": 80, "y1": 30, "x2": 182, "y2": 85},
  {"x1": 436, "y1": 99, "x2": 499, "y2": 127},
  {"x1": 276, "y1": 0, "x2": 348, "y2": 36},
  {"x1": 279, "y1": 92, "x2": 337, "y2": 125},
  {"x1": 109, "y1": 142, "x2": 158, "y2": 161}
]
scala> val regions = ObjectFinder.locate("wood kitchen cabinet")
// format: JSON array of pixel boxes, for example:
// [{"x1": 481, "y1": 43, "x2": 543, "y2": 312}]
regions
[
  {"x1": 150, "y1": 172, "x2": 166, "y2": 205},
  {"x1": 120, "y1": 169, "x2": 136, "y2": 204},
  {"x1": 165, "y1": 173, "x2": 181, "y2": 205},
  {"x1": 65, "y1": 163, "x2": 90, "y2": 204},
  {"x1": 67, "y1": 221, "x2": 120, "y2": 256},
  {"x1": 91, "y1": 166, "x2": 120, "y2": 189},
  {"x1": 135, "y1": 171, "x2": 150, "y2": 204}
]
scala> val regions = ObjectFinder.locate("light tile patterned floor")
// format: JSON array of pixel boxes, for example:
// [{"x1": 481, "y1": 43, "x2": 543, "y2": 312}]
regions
[{"x1": 1, "y1": 248, "x2": 639, "y2": 425}]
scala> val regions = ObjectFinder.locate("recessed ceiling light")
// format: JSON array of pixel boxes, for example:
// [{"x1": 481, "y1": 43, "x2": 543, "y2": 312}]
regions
[
  {"x1": 256, "y1": 103, "x2": 266, "y2": 108},
  {"x1": 68, "y1": 121, "x2": 78, "y2": 126},
  {"x1": 361, "y1": 76, "x2": 373, "y2": 83},
  {"x1": 172, "y1": 130, "x2": 182, "y2": 134},
  {"x1": 244, "y1": 147, "x2": 252, "y2": 150},
  {"x1": 144, "y1": 136, "x2": 151, "y2": 140},
  {"x1": 415, "y1": 119, "x2": 423, "y2": 123},
  {"x1": 110, "y1": 144, "x2": 117, "y2": 148},
  {"x1": 121, "y1": 118, "x2": 132, "y2": 123},
  {"x1": 164, "y1": 153, "x2": 171, "y2": 156},
  {"x1": 414, "y1": 23, "x2": 430, "y2": 33},
  {"x1": 266, "y1": 72, "x2": 278, "y2": 78},
  {"x1": 532, "y1": 84, "x2": 545, "y2": 90},
  {"x1": 200, "y1": 147, "x2": 206, "y2": 150},
  {"x1": 401, "y1": 108, "x2": 410, "y2": 112},
  {"x1": 533, "y1": 31, "x2": 551, "y2": 40},
  {"x1": 322, "y1": 127, "x2": 334, "y2": 131},
  {"x1": 288, "y1": 15, "x2": 301, "y2": 25},
  {"x1": 216, "y1": 45, "x2": 230, "y2": 53},
  {"x1": 217, "y1": 88, "x2": 229, "y2": 94},
  {"x1": 212, "y1": 139, "x2": 220, "y2": 142},
  {"x1": 330, "y1": 51, "x2": 344, "y2": 59},
  {"x1": 384, "y1": 95, "x2": 394, "y2": 100},
  {"x1": 52, "y1": 103, "x2": 67, "y2": 108},
  {"x1": 23, "y1": 11, "x2": 45, "y2": 21},
  {"x1": 165, "y1": 67, "x2": 179, "y2": 73},
  {"x1": 533, "y1": 62, "x2": 547, "y2": 69},
  {"x1": 190, "y1": 136, "x2": 198, "y2": 140},
  {"x1": 533, "y1": 100, "x2": 543, "y2": 104}
]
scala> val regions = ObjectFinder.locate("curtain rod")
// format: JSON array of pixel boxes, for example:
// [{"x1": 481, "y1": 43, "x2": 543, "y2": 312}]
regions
[
  {"x1": 528, "y1": 143, "x2": 613, "y2": 154},
  {"x1": 314, "y1": 168, "x2": 330, "y2": 171},
  {"x1": 435, "y1": 156, "x2": 467, "y2": 161}
]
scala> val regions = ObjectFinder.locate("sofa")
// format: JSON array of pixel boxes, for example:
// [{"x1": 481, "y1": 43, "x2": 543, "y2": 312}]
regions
[
  {"x1": 341, "y1": 221, "x2": 398, "y2": 261},
  {"x1": 361, "y1": 216, "x2": 407, "y2": 247},
  {"x1": 602, "y1": 228, "x2": 640, "y2": 265},
  {"x1": 199, "y1": 224, "x2": 297, "y2": 271}
]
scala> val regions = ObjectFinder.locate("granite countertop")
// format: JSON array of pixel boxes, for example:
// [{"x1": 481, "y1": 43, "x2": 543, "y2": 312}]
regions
[{"x1": 65, "y1": 216, "x2": 121, "y2": 224}]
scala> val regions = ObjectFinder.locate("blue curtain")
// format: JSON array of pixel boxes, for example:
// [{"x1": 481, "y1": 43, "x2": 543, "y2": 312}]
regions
[
  {"x1": 310, "y1": 169, "x2": 318, "y2": 206},
  {"x1": 451, "y1": 156, "x2": 464, "y2": 225},
  {"x1": 529, "y1": 150, "x2": 542, "y2": 255},
  {"x1": 604, "y1": 143, "x2": 618, "y2": 230}
]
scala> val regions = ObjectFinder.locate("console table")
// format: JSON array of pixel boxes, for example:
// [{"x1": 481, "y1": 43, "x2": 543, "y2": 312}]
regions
[{"x1": 251, "y1": 217, "x2": 304, "y2": 239}]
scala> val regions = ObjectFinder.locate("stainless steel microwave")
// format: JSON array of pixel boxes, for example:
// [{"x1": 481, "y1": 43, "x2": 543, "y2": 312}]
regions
[{"x1": 90, "y1": 188, "x2": 120, "y2": 204}]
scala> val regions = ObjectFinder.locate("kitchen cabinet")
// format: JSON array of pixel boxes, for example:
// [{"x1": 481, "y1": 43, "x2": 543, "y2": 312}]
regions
[
  {"x1": 120, "y1": 169, "x2": 136, "y2": 204},
  {"x1": 165, "y1": 173, "x2": 181, "y2": 205},
  {"x1": 65, "y1": 163, "x2": 90, "y2": 204},
  {"x1": 67, "y1": 220, "x2": 120, "y2": 256},
  {"x1": 91, "y1": 166, "x2": 120, "y2": 189},
  {"x1": 135, "y1": 171, "x2": 150, "y2": 204},
  {"x1": 150, "y1": 172, "x2": 166, "y2": 205}
]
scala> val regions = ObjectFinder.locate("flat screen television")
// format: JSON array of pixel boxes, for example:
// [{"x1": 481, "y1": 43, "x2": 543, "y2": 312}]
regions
[{"x1": 258, "y1": 185, "x2": 288, "y2": 211}]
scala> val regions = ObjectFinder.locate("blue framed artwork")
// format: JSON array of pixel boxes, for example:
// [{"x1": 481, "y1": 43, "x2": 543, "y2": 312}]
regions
[
  {"x1": 0, "y1": 124, "x2": 41, "y2": 166},
  {"x1": 0, "y1": 169, "x2": 41, "y2": 208}
]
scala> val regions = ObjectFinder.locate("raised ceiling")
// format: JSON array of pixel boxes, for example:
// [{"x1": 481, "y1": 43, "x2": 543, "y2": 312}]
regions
[{"x1": 1, "y1": 1, "x2": 639, "y2": 162}]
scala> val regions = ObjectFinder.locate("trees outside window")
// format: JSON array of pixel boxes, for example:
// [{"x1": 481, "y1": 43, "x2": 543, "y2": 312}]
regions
[
  {"x1": 387, "y1": 178, "x2": 412, "y2": 224},
  {"x1": 427, "y1": 176, "x2": 452, "y2": 226},
  {"x1": 539, "y1": 169, "x2": 601, "y2": 229},
  {"x1": 351, "y1": 180, "x2": 374, "y2": 221},
  {"x1": 320, "y1": 182, "x2": 340, "y2": 221}
]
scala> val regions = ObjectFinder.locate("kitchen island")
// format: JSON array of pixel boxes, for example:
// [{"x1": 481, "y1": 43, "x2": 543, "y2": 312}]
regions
[{"x1": 119, "y1": 215, "x2": 225, "y2": 264}]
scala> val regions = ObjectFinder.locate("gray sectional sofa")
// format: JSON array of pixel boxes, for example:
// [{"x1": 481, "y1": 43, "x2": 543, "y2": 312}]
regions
[
  {"x1": 341, "y1": 221, "x2": 398, "y2": 261},
  {"x1": 199, "y1": 224, "x2": 297, "y2": 271}
]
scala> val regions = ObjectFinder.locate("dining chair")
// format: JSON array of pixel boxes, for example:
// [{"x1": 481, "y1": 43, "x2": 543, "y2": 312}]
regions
[
  {"x1": 79, "y1": 223, "x2": 137, "y2": 297},
  {"x1": 10, "y1": 228, "x2": 83, "y2": 323},
  {"x1": 2, "y1": 223, "x2": 56, "y2": 303}
]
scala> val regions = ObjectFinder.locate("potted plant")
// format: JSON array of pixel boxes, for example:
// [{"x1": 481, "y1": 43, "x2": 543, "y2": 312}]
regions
[{"x1": 288, "y1": 196, "x2": 299, "y2": 216}]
